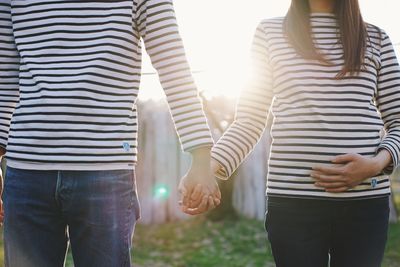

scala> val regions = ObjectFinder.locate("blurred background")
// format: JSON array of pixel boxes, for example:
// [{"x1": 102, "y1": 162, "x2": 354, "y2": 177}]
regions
[{"x1": 1, "y1": 0, "x2": 400, "y2": 266}]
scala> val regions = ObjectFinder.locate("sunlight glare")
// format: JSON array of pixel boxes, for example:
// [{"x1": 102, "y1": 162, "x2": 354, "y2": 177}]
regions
[{"x1": 138, "y1": 0, "x2": 400, "y2": 101}]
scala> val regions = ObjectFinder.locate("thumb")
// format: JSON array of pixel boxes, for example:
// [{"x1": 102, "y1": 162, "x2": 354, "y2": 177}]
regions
[{"x1": 178, "y1": 180, "x2": 187, "y2": 196}]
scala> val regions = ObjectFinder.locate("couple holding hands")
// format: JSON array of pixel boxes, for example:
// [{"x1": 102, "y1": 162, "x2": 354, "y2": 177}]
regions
[{"x1": 0, "y1": 0, "x2": 399, "y2": 266}]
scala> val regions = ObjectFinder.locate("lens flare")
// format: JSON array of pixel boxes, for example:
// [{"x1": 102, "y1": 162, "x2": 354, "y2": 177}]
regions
[{"x1": 153, "y1": 184, "x2": 170, "y2": 200}]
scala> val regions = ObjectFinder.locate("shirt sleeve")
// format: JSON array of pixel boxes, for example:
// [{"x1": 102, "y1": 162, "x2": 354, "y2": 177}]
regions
[
  {"x1": 211, "y1": 21, "x2": 274, "y2": 179},
  {"x1": 134, "y1": 0, "x2": 214, "y2": 152},
  {"x1": 0, "y1": 1, "x2": 20, "y2": 150},
  {"x1": 376, "y1": 30, "x2": 400, "y2": 174}
]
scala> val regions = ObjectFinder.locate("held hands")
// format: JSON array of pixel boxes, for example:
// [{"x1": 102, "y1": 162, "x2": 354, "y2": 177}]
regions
[
  {"x1": 311, "y1": 151, "x2": 391, "y2": 193},
  {"x1": 178, "y1": 148, "x2": 221, "y2": 215}
]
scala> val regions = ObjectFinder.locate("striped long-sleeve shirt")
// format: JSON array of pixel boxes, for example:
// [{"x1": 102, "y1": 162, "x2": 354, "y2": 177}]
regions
[
  {"x1": 212, "y1": 14, "x2": 400, "y2": 199},
  {"x1": 0, "y1": 0, "x2": 213, "y2": 170}
]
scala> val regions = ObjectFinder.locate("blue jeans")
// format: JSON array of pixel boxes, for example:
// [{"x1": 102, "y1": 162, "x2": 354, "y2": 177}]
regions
[
  {"x1": 3, "y1": 167, "x2": 140, "y2": 267},
  {"x1": 265, "y1": 196, "x2": 389, "y2": 267}
]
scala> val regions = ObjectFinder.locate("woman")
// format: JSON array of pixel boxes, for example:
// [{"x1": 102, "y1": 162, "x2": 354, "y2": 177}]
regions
[{"x1": 210, "y1": 0, "x2": 400, "y2": 266}]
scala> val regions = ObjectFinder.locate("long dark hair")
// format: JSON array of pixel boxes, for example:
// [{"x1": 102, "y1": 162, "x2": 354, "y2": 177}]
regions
[{"x1": 284, "y1": 0, "x2": 368, "y2": 76}]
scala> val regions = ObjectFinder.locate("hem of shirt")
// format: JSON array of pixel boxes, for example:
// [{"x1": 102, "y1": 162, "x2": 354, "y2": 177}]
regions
[
  {"x1": 266, "y1": 191, "x2": 391, "y2": 201},
  {"x1": 6, "y1": 159, "x2": 136, "y2": 171}
]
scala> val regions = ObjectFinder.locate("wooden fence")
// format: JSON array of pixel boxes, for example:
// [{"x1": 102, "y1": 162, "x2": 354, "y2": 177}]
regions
[
  {"x1": 134, "y1": 99, "x2": 271, "y2": 224},
  {"x1": 134, "y1": 100, "x2": 399, "y2": 224},
  {"x1": 135, "y1": 100, "x2": 191, "y2": 224}
]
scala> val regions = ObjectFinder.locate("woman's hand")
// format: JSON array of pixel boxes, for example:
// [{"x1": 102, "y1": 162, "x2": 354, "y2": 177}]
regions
[{"x1": 311, "y1": 150, "x2": 392, "y2": 193}]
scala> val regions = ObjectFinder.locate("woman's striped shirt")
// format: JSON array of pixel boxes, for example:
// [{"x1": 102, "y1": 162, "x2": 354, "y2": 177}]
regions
[
  {"x1": 212, "y1": 14, "x2": 400, "y2": 199},
  {"x1": 0, "y1": 0, "x2": 213, "y2": 170}
]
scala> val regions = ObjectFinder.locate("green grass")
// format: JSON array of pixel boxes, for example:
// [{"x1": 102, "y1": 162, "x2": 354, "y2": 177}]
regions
[
  {"x1": 385, "y1": 223, "x2": 400, "y2": 267},
  {"x1": 132, "y1": 218, "x2": 273, "y2": 267},
  {"x1": 1, "y1": 218, "x2": 399, "y2": 267},
  {"x1": 132, "y1": 218, "x2": 400, "y2": 267}
]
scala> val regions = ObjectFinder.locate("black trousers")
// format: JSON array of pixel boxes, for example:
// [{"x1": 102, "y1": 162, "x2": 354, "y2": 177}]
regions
[{"x1": 265, "y1": 196, "x2": 390, "y2": 267}]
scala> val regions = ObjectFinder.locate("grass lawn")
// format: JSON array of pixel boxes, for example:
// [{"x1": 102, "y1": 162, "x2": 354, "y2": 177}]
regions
[
  {"x1": 132, "y1": 218, "x2": 273, "y2": 267},
  {"x1": 131, "y1": 217, "x2": 400, "y2": 267},
  {"x1": 0, "y1": 218, "x2": 399, "y2": 267}
]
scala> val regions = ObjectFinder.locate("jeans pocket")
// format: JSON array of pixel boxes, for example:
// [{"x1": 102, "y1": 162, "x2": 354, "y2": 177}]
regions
[
  {"x1": 4, "y1": 166, "x2": 18, "y2": 187},
  {"x1": 3, "y1": 167, "x2": 27, "y2": 204}
]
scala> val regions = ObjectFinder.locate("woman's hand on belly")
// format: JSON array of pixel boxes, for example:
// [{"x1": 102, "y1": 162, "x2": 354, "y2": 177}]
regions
[{"x1": 310, "y1": 150, "x2": 392, "y2": 193}]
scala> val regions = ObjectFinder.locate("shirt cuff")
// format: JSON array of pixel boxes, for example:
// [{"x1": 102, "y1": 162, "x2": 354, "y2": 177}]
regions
[
  {"x1": 377, "y1": 144, "x2": 398, "y2": 175},
  {"x1": 211, "y1": 151, "x2": 234, "y2": 180}
]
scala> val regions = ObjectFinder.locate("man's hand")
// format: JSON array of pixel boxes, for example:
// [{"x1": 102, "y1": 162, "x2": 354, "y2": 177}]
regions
[
  {"x1": 311, "y1": 150, "x2": 392, "y2": 193},
  {"x1": 178, "y1": 148, "x2": 221, "y2": 215}
]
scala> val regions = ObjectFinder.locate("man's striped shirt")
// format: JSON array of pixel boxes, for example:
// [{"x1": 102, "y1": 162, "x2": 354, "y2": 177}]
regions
[
  {"x1": 212, "y1": 14, "x2": 400, "y2": 199},
  {"x1": 0, "y1": 0, "x2": 213, "y2": 170}
]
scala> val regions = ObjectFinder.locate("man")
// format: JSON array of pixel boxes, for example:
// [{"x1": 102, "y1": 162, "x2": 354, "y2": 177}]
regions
[{"x1": 0, "y1": 0, "x2": 220, "y2": 266}]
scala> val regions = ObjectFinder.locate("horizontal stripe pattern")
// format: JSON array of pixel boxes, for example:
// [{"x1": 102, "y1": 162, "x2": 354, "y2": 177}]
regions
[
  {"x1": 0, "y1": 0, "x2": 213, "y2": 170},
  {"x1": 0, "y1": 2, "x2": 20, "y2": 154},
  {"x1": 212, "y1": 14, "x2": 400, "y2": 199}
]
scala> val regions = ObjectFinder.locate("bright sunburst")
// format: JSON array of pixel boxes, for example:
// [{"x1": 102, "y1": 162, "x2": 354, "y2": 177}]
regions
[{"x1": 138, "y1": 0, "x2": 400, "y2": 101}]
